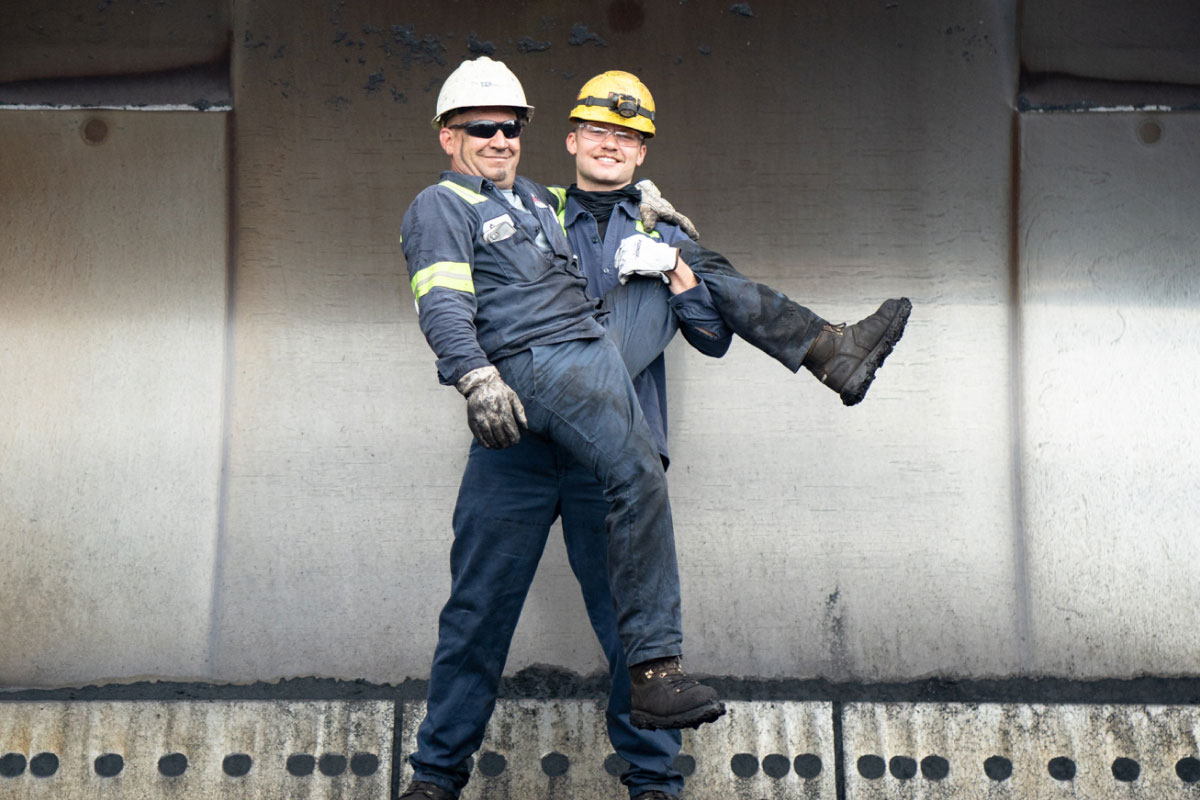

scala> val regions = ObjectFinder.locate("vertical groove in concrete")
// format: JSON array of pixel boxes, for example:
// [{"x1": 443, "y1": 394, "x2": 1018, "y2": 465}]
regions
[
  {"x1": 207, "y1": 107, "x2": 238, "y2": 681},
  {"x1": 832, "y1": 700, "x2": 847, "y2": 800},
  {"x1": 390, "y1": 699, "x2": 405, "y2": 799},
  {"x1": 1007, "y1": 107, "x2": 1035, "y2": 674}
]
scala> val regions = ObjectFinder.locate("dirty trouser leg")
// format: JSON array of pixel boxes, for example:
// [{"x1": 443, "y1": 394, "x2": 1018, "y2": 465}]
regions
[
  {"x1": 678, "y1": 239, "x2": 826, "y2": 372},
  {"x1": 410, "y1": 434, "x2": 561, "y2": 796},
  {"x1": 559, "y1": 451, "x2": 684, "y2": 799},
  {"x1": 597, "y1": 278, "x2": 679, "y2": 379},
  {"x1": 494, "y1": 339, "x2": 682, "y2": 666}
]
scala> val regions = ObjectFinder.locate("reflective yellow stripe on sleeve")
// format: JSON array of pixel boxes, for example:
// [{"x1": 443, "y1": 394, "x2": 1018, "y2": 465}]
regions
[
  {"x1": 547, "y1": 186, "x2": 568, "y2": 233},
  {"x1": 438, "y1": 180, "x2": 488, "y2": 205},
  {"x1": 411, "y1": 261, "x2": 474, "y2": 302},
  {"x1": 634, "y1": 220, "x2": 663, "y2": 239}
]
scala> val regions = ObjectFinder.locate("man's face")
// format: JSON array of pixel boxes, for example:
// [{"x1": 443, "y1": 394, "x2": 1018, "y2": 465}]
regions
[
  {"x1": 566, "y1": 120, "x2": 647, "y2": 191},
  {"x1": 440, "y1": 107, "x2": 522, "y2": 189}
]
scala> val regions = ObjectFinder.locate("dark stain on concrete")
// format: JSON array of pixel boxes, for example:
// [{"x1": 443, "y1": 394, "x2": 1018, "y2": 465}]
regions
[
  {"x1": 568, "y1": 23, "x2": 608, "y2": 47},
  {"x1": 11, "y1": 671, "x2": 1200, "y2": 707},
  {"x1": 364, "y1": 70, "x2": 385, "y2": 93},
  {"x1": 516, "y1": 36, "x2": 552, "y2": 54},
  {"x1": 824, "y1": 587, "x2": 850, "y2": 678},
  {"x1": 607, "y1": 0, "x2": 645, "y2": 33},
  {"x1": 243, "y1": 31, "x2": 269, "y2": 50},
  {"x1": 386, "y1": 24, "x2": 447, "y2": 66},
  {"x1": 468, "y1": 33, "x2": 497, "y2": 56}
]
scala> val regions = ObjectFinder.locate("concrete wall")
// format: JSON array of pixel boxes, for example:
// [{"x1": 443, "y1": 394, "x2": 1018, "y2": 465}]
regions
[{"x1": 1, "y1": 0, "x2": 1198, "y2": 689}]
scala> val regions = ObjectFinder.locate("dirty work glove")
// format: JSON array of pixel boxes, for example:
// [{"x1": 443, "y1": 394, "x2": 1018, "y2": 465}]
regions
[
  {"x1": 455, "y1": 365, "x2": 527, "y2": 449},
  {"x1": 635, "y1": 178, "x2": 700, "y2": 240},
  {"x1": 614, "y1": 235, "x2": 680, "y2": 285}
]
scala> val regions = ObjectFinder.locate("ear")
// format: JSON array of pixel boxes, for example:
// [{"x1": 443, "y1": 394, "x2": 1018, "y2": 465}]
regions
[
  {"x1": 439, "y1": 127, "x2": 456, "y2": 157},
  {"x1": 565, "y1": 130, "x2": 578, "y2": 156},
  {"x1": 633, "y1": 143, "x2": 647, "y2": 167}
]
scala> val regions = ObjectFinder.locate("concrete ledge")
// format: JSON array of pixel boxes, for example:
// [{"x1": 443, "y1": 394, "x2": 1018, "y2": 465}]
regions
[
  {"x1": 399, "y1": 700, "x2": 835, "y2": 799},
  {"x1": 0, "y1": 700, "x2": 392, "y2": 799},
  {"x1": 5, "y1": 685, "x2": 1200, "y2": 798}
]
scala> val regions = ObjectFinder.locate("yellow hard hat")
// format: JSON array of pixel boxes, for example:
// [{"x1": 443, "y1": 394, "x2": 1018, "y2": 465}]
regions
[{"x1": 568, "y1": 70, "x2": 655, "y2": 138}]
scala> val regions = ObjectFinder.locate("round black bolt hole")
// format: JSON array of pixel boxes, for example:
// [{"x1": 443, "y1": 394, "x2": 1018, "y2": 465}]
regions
[
  {"x1": 541, "y1": 752, "x2": 569, "y2": 777},
  {"x1": 1112, "y1": 757, "x2": 1140, "y2": 782},
  {"x1": 158, "y1": 753, "x2": 188, "y2": 777},
  {"x1": 1048, "y1": 756, "x2": 1076, "y2": 781},
  {"x1": 762, "y1": 753, "x2": 790, "y2": 779},
  {"x1": 984, "y1": 755, "x2": 1012, "y2": 781},
  {"x1": 890, "y1": 755, "x2": 918, "y2": 780},
  {"x1": 95, "y1": 753, "x2": 124, "y2": 777},
  {"x1": 921, "y1": 754, "x2": 950, "y2": 781},
  {"x1": 673, "y1": 754, "x2": 696, "y2": 777},
  {"x1": 794, "y1": 753, "x2": 822, "y2": 779},
  {"x1": 350, "y1": 752, "x2": 379, "y2": 777},
  {"x1": 81, "y1": 118, "x2": 109, "y2": 145},
  {"x1": 858, "y1": 754, "x2": 886, "y2": 780},
  {"x1": 0, "y1": 753, "x2": 27, "y2": 778},
  {"x1": 477, "y1": 751, "x2": 505, "y2": 778},
  {"x1": 287, "y1": 754, "x2": 315, "y2": 776},
  {"x1": 604, "y1": 753, "x2": 628, "y2": 777},
  {"x1": 29, "y1": 753, "x2": 59, "y2": 778},
  {"x1": 730, "y1": 753, "x2": 759, "y2": 778},
  {"x1": 319, "y1": 754, "x2": 347, "y2": 776},
  {"x1": 1177, "y1": 756, "x2": 1200, "y2": 783},
  {"x1": 223, "y1": 753, "x2": 253, "y2": 777},
  {"x1": 1138, "y1": 119, "x2": 1163, "y2": 145}
]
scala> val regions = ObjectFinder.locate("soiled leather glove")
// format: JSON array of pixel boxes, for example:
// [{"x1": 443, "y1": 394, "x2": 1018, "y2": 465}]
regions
[
  {"x1": 635, "y1": 178, "x2": 700, "y2": 240},
  {"x1": 614, "y1": 235, "x2": 679, "y2": 285},
  {"x1": 455, "y1": 365, "x2": 527, "y2": 449}
]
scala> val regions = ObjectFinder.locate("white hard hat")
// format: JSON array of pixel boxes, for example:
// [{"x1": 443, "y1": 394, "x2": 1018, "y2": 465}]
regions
[{"x1": 433, "y1": 56, "x2": 534, "y2": 128}]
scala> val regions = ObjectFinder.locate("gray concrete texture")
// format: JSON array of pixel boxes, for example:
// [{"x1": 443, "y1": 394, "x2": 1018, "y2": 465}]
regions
[
  {"x1": 398, "y1": 699, "x2": 835, "y2": 799},
  {"x1": 1, "y1": 0, "x2": 1198, "y2": 690},
  {"x1": 0, "y1": 700, "x2": 392, "y2": 799},
  {"x1": 842, "y1": 702, "x2": 1200, "y2": 798}
]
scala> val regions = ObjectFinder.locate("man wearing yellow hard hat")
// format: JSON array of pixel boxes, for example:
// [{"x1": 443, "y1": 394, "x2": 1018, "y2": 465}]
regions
[{"x1": 398, "y1": 59, "x2": 910, "y2": 800}]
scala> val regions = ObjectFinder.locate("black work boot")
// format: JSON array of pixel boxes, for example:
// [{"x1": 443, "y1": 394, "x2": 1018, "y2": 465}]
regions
[
  {"x1": 628, "y1": 656, "x2": 726, "y2": 731},
  {"x1": 802, "y1": 297, "x2": 912, "y2": 406},
  {"x1": 399, "y1": 780, "x2": 457, "y2": 800},
  {"x1": 633, "y1": 792, "x2": 678, "y2": 800}
]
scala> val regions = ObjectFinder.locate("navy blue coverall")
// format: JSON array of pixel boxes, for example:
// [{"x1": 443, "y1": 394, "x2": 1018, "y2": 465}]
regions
[{"x1": 400, "y1": 172, "x2": 729, "y2": 797}]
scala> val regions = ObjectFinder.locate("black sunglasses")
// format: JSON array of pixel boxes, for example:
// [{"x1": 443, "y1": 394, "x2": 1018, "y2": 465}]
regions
[{"x1": 449, "y1": 120, "x2": 523, "y2": 140}]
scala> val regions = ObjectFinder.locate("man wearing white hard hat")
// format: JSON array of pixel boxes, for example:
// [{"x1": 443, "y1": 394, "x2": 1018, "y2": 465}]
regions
[{"x1": 398, "y1": 57, "x2": 726, "y2": 800}]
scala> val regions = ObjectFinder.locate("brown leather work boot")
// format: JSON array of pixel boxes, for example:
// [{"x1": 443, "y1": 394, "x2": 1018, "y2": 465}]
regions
[
  {"x1": 628, "y1": 656, "x2": 726, "y2": 731},
  {"x1": 399, "y1": 780, "x2": 457, "y2": 800},
  {"x1": 803, "y1": 297, "x2": 911, "y2": 406}
]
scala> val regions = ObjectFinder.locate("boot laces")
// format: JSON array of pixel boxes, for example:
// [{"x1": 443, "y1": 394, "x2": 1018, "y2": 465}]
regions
[{"x1": 823, "y1": 322, "x2": 846, "y2": 336}]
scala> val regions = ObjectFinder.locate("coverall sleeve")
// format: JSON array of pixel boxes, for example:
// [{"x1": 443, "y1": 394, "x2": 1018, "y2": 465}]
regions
[
  {"x1": 663, "y1": 230, "x2": 732, "y2": 358},
  {"x1": 400, "y1": 187, "x2": 492, "y2": 385}
]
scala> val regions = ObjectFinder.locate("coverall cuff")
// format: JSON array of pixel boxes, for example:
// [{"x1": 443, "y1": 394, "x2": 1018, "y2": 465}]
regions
[{"x1": 627, "y1": 644, "x2": 684, "y2": 668}]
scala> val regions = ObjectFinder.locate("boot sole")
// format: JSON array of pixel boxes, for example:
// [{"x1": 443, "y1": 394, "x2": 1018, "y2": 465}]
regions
[
  {"x1": 630, "y1": 701, "x2": 727, "y2": 731},
  {"x1": 840, "y1": 297, "x2": 912, "y2": 406}
]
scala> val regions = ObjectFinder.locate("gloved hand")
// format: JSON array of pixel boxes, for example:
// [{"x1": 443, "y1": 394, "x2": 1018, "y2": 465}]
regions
[
  {"x1": 455, "y1": 365, "x2": 527, "y2": 449},
  {"x1": 635, "y1": 178, "x2": 700, "y2": 240},
  {"x1": 614, "y1": 235, "x2": 680, "y2": 285}
]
